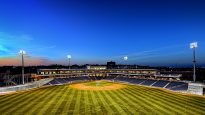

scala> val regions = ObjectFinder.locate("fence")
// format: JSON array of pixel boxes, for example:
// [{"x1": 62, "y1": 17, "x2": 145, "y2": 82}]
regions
[{"x1": 0, "y1": 78, "x2": 53, "y2": 94}]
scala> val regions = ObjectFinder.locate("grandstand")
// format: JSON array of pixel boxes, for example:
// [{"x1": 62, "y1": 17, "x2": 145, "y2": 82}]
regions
[
  {"x1": 43, "y1": 75, "x2": 188, "y2": 92},
  {"x1": 0, "y1": 69, "x2": 205, "y2": 114},
  {"x1": 34, "y1": 68, "x2": 190, "y2": 92},
  {"x1": 0, "y1": 68, "x2": 202, "y2": 95}
]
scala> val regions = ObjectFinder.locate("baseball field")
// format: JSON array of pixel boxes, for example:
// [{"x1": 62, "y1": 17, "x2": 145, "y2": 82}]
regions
[{"x1": 0, "y1": 80, "x2": 205, "y2": 115}]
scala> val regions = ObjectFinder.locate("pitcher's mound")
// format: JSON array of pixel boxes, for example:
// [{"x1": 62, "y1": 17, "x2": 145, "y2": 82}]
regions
[{"x1": 69, "y1": 81, "x2": 126, "y2": 91}]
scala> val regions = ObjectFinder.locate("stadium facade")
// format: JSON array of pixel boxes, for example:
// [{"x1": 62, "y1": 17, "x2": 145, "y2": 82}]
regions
[{"x1": 36, "y1": 68, "x2": 158, "y2": 78}]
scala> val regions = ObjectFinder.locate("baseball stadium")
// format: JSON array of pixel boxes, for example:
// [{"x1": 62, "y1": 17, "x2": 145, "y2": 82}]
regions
[
  {"x1": 0, "y1": 68, "x2": 205, "y2": 115},
  {"x1": 1, "y1": 0, "x2": 205, "y2": 115}
]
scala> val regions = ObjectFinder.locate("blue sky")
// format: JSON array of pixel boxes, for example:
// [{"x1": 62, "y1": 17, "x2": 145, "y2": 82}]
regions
[{"x1": 0, "y1": 0, "x2": 205, "y2": 66}]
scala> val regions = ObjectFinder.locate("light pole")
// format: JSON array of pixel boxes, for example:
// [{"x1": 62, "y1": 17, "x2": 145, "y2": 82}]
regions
[
  {"x1": 123, "y1": 56, "x2": 128, "y2": 69},
  {"x1": 190, "y1": 42, "x2": 197, "y2": 82},
  {"x1": 67, "y1": 55, "x2": 71, "y2": 69},
  {"x1": 19, "y1": 50, "x2": 26, "y2": 84}
]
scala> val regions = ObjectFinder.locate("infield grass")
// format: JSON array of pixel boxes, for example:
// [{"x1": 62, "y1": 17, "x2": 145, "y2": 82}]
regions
[
  {"x1": 0, "y1": 80, "x2": 205, "y2": 115},
  {"x1": 83, "y1": 80, "x2": 114, "y2": 87}
]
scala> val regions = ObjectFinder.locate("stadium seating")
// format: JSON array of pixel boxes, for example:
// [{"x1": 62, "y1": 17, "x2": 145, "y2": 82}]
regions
[
  {"x1": 165, "y1": 81, "x2": 188, "y2": 91},
  {"x1": 152, "y1": 80, "x2": 170, "y2": 88},
  {"x1": 141, "y1": 79, "x2": 157, "y2": 86},
  {"x1": 106, "y1": 76, "x2": 188, "y2": 91},
  {"x1": 44, "y1": 76, "x2": 188, "y2": 91},
  {"x1": 130, "y1": 78, "x2": 146, "y2": 84},
  {"x1": 44, "y1": 76, "x2": 91, "y2": 86}
]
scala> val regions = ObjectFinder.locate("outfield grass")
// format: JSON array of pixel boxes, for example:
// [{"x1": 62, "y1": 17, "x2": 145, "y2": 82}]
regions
[{"x1": 0, "y1": 81, "x2": 205, "y2": 115}]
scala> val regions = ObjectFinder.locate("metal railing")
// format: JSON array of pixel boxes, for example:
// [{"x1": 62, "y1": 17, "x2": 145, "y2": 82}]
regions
[{"x1": 0, "y1": 78, "x2": 53, "y2": 94}]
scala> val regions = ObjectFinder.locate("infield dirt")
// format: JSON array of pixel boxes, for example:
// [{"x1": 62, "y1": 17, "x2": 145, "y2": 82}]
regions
[{"x1": 69, "y1": 81, "x2": 126, "y2": 90}]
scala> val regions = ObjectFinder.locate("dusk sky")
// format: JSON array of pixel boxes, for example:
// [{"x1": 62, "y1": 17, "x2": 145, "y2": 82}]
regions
[{"x1": 0, "y1": 0, "x2": 205, "y2": 66}]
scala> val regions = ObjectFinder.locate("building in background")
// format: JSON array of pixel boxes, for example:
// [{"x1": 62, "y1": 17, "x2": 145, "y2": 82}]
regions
[
  {"x1": 86, "y1": 65, "x2": 107, "y2": 70},
  {"x1": 107, "y1": 61, "x2": 116, "y2": 69}
]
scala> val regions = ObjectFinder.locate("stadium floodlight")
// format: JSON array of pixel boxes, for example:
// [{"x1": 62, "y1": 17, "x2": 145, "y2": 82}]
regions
[
  {"x1": 190, "y1": 42, "x2": 197, "y2": 82},
  {"x1": 67, "y1": 55, "x2": 71, "y2": 69},
  {"x1": 190, "y1": 42, "x2": 197, "y2": 48},
  {"x1": 123, "y1": 56, "x2": 128, "y2": 69},
  {"x1": 19, "y1": 50, "x2": 26, "y2": 84},
  {"x1": 123, "y1": 56, "x2": 128, "y2": 61}
]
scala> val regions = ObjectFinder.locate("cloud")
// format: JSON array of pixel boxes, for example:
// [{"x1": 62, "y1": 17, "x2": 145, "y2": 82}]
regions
[
  {"x1": 0, "y1": 56, "x2": 53, "y2": 66},
  {"x1": 108, "y1": 44, "x2": 186, "y2": 60},
  {"x1": 0, "y1": 32, "x2": 33, "y2": 41},
  {"x1": 18, "y1": 34, "x2": 33, "y2": 41},
  {"x1": 0, "y1": 32, "x2": 56, "y2": 58},
  {"x1": 29, "y1": 45, "x2": 56, "y2": 51},
  {"x1": 0, "y1": 45, "x2": 10, "y2": 52}
]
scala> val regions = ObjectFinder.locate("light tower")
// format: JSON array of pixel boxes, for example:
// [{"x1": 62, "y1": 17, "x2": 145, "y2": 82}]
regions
[
  {"x1": 67, "y1": 55, "x2": 71, "y2": 69},
  {"x1": 190, "y1": 42, "x2": 197, "y2": 82},
  {"x1": 123, "y1": 56, "x2": 128, "y2": 69},
  {"x1": 19, "y1": 50, "x2": 26, "y2": 84}
]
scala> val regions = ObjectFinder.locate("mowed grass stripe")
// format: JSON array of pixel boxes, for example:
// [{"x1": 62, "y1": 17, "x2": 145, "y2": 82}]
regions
[
  {"x1": 49, "y1": 86, "x2": 70, "y2": 113},
  {"x1": 1, "y1": 81, "x2": 205, "y2": 115},
  {"x1": 42, "y1": 86, "x2": 66, "y2": 114},
  {"x1": 67, "y1": 88, "x2": 78, "y2": 114},
  {"x1": 38, "y1": 86, "x2": 67, "y2": 114},
  {"x1": 145, "y1": 91, "x2": 190, "y2": 114},
  {"x1": 97, "y1": 90, "x2": 120, "y2": 114},
  {"x1": 26, "y1": 86, "x2": 61, "y2": 114},
  {"x1": 139, "y1": 85, "x2": 205, "y2": 107},
  {"x1": 130, "y1": 87, "x2": 191, "y2": 114},
  {"x1": 55, "y1": 88, "x2": 71, "y2": 115},
  {"x1": 0, "y1": 88, "x2": 45, "y2": 112},
  {"x1": 107, "y1": 89, "x2": 139, "y2": 114},
  {"x1": 130, "y1": 86, "x2": 205, "y2": 114},
  {"x1": 73, "y1": 89, "x2": 82, "y2": 115},
  {"x1": 98, "y1": 91, "x2": 120, "y2": 114},
  {"x1": 0, "y1": 87, "x2": 46, "y2": 103},
  {"x1": 131, "y1": 86, "x2": 205, "y2": 114},
  {"x1": 100, "y1": 90, "x2": 127, "y2": 114},
  {"x1": 60, "y1": 88, "x2": 76, "y2": 114},
  {"x1": 90, "y1": 90, "x2": 104, "y2": 115},
  {"x1": 84, "y1": 90, "x2": 92, "y2": 115},
  {"x1": 0, "y1": 92, "x2": 28, "y2": 103},
  {"x1": 117, "y1": 87, "x2": 158, "y2": 114},
  {"x1": 94, "y1": 91, "x2": 113, "y2": 114},
  {"x1": 123, "y1": 86, "x2": 169, "y2": 114},
  {"x1": 147, "y1": 89, "x2": 205, "y2": 114},
  {"x1": 1, "y1": 89, "x2": 46, "y2": 114},
  {"x1": 156, "y1": 90, "x2": 205, "y2": 109},
  {"x1": 79, "y1": 90, "x2": 86, "y2": 114},
  {"x1": 147, "y1": 88, "x2": 205, "y2": 107},
  {"x1": 88, "y1": 90, "x2": 99, "y2": 115},
  {"x1": 120, "y1": 87, "x2": 158, "y2": 114},
  {"x1": 111, "y1": 89, "x2": 149, "y2": 114},
  {"x1": 9, "y1": 86, "x2": 57, "y2": 114},
  {"x1": 53, "y1": 86, "x2": 72, "y2": 114},
  {"x1": 127, "y1": 86, "x2": 186, "y2": 114},
  {"x1": 0, "y1": 90, "x2": 36, "y2": 109}
]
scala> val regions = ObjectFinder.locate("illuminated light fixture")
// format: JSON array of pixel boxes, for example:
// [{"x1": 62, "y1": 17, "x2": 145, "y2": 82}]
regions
[
  {"x1": 19, "y1": 50, "x2": 26, "y2": 84},
  {"x1": 67, "y1": 55, "x2": 71, "y2": 59},
  {"x1": 123, "y1": 56, "x2": 128, "y2": 69},
  {"x1": 190, "y1": 42, "x2": 197, "y2": 48},
  {"x1": 19, "y1": 50, "x2": 26, "y2": 55},
  {"x1": 123, "y1": 56, "x2": 128, "y2": 61},
  {"x1": 190, "y1": 42, "x2": 197, "y2": 82},
  {"x1": 67, "y1": 55, "x2": 71, "y2": 69}
]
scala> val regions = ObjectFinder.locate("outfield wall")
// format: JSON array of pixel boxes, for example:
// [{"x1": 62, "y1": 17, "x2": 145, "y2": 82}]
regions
[{"x1": 0, "y1": 78, "x2": 53, "y2": 94}]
